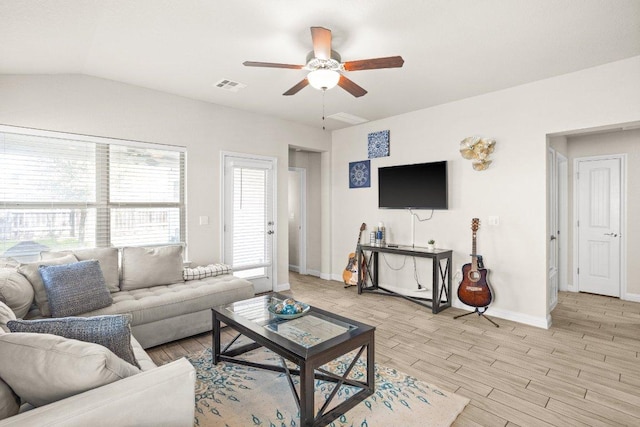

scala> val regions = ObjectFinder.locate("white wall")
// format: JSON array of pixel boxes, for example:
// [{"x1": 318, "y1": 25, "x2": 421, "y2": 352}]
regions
[
  {"x1": 331, "y1": 56, "x2": 640, "y2": 327},
  {"x1": 0, "y1": 74, "x2": 331, "y2": 288}
]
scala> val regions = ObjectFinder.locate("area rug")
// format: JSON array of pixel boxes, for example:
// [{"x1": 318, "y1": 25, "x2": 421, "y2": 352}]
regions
[{"x1": 187, "y1": 347, "x2": 469, "y2": 426}]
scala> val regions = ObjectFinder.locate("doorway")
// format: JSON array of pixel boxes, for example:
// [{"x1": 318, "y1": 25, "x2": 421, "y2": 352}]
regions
[
  {"x1": 222, "y1": 152, "x2": 277, "y2": 293},
  {"x1": 574, "y1": 155, "x2": 624, "y2": 297},
  {"x1": 288, "y1": 167, "x2": 307, "y2": 275}
]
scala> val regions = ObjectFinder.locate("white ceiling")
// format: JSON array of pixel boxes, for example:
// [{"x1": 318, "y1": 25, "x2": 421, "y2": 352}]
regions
[{"x1": 1, "y1": 0, "x2": 639, "y2": 130}]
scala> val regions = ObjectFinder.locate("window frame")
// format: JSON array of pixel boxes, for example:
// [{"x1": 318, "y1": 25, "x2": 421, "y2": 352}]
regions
[{"x1": 0, "y1": 125, "x2": 186, "y2": 254}]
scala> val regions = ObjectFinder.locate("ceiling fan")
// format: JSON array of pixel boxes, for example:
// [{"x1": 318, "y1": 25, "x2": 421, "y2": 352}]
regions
[{"x1": 243, "y1": 26, "x2": 404, "y2": 98}]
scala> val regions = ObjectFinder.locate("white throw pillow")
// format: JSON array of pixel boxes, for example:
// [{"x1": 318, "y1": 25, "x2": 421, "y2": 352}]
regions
[
  {"x1": 0, "y1": 267, "x2": 34, "y2": 319},
  {"x1": 121, "y1": 245, "x2": 184, "y2": 291},
  {"x1": 0, "y1": 333, "x2": 140, "y2": 407},
  {"x1": 0, "y1": 378, "x2": 19, "y2": 421},
  {"x1": 183, "y1": 263, "x2": 232, "y2": 281},
  {"x1": 0, "y1": 301, "x2": 16, "y2": 334}
]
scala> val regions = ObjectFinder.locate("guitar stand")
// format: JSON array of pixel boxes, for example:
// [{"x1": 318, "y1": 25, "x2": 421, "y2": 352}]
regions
[{"x1": 454, "y1": 306, "x2": 499, "y2": 328}]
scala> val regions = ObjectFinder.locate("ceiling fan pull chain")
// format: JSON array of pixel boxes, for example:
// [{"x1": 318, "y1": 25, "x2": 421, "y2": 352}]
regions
[{"x1": 322, "y1": 90, "x2": 326, "y2": 130}]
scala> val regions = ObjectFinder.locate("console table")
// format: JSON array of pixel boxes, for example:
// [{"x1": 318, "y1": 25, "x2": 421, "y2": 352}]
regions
[{"x1": 357, "y1": 244, "x2": 452, "y2": 314}]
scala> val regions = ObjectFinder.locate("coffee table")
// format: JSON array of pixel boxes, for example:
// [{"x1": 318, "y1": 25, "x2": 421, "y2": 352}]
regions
[{"x1": 211, "y1": 293, "x2": 375, "y2": 427}]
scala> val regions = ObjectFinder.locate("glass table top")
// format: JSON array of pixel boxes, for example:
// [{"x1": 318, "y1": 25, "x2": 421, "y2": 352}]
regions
[{"x1": 222, "y1": 294, "x2": 358, "y2": 349}]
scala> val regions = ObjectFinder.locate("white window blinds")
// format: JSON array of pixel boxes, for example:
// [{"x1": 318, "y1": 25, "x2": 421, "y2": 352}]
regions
[
  {"x1": 0, "y1": 126, "x2": 186, "y2": 261},
  {"x1": 232, "y1": 166, "x2": 271, "y2": 269}
]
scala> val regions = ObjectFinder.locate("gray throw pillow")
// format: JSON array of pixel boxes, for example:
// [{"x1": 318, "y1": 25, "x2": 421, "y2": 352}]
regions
[
  {"x1": 39, "y1": 260, "x2": 113, "y2": 317},
  {"x1": 17, "y1": 254, "x2": 78, "y2": 317},
  {"x1": 41, "y1": 248, "x2": 120, "y2": 293},
  {"x1": 7, "y1": 314, "x2": 139, "y2": 368}
]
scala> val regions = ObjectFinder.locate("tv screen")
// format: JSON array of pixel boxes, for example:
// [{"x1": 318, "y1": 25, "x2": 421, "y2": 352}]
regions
[{"x1": 378, "y1": 161, "x2": 448, "y2": 209}]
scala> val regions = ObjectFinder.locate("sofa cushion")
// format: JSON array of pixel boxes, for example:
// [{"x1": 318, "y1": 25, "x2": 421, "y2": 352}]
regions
[
  {"x1": 121, "y1": 245, "x2": 184, "y2": 291},
  {"x1": 83, "y1": 274, "x2": 254, "y2": 327},
  {"x1": 0, "y1": 377, "x2": 19, "y2": 421},
  {"x1": 41, "y1": 248, "x2": 120, "y2": 293},
  {"x1": 0, "y1": 267, "x2": 34, "y2": 319},
  {"x1": 39, "y1": 260, "x2": 113, "y2": 317},
  {"x1": 17, "y1": 254, "x2": 79, "y2": 317},
  {"x1": 7, "y1": 315, "x2": 139, "y2": 368},
  {"x1": 0, "y1": 301, "x2": 16, "y2": 334},
  {"x1": 0, "y1": 333, "x2": 140, "y2": 407}
]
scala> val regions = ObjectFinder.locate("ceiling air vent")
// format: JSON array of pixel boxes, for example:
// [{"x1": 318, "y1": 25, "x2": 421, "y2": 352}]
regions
[
  {"x1": 214, "y1": 79, "x2": 247, "y2": 92},
  {"x1": 327, "y1": 112, "x2": 369, "y2": 125}
]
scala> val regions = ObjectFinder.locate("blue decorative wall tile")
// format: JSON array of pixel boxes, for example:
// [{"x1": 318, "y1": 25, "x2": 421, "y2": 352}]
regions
[
  {"x1": 368, "y1": 130, "x2": 390, "y2": 158},
  {"x1": 349, "y1": 160, "x2": 370, "y2": 188}
]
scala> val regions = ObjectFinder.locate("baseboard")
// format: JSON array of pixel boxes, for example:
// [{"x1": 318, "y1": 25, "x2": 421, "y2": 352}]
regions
[
  {"x1": 320, "y1": 272, "x2": 332, "y2": 281},
  {"x1": 288, "y1": 265, "x2": 300, "y2": 273},
  {"x1": 452, "y1": 301, "x2": 551, "y2": 329},
  {"x1": 331, "y1": 273, "x2": 343, "y2": 282},
  {"x1": 274, "y1": 282, "x2": 290, "y2": 292},
  {"x1": 623, "y1": 292, "x2": 640, "y2": 302},
  {"x1": 305, "y1": 269, "x2": 321, "y2": 278}
]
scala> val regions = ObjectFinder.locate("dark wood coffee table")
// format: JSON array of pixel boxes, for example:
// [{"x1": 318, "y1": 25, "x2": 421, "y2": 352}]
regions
[{"x1": 211, "y1": 293, "x2": 375, "y2": 427}]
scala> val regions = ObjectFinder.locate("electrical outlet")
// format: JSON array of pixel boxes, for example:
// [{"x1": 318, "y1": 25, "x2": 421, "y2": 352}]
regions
[
  {"x1": 488, "y1": 216, "x2": 500, "y2": 226},
  {"x1": 199, "y1": 216, "x2": 209, "y2": 225}
]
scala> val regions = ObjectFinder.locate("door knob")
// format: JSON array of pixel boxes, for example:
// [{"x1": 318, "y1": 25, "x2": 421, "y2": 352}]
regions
[
  {"x1": 550, "y1": 235, "x2": 557, "y2": 241},
  {"x1": 267, "y1": 230, "x2": 274, "y2": 235},
  {"x1": 604, "y1": 232, "x2": 618, "y2": 237}
]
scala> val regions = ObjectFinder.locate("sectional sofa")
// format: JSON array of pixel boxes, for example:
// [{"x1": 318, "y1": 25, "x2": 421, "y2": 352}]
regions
[{"x1": 0, "y1": 245, "x2": 255, "y2": 425}]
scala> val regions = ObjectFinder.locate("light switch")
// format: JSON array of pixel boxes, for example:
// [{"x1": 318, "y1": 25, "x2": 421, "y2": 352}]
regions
[
  {"x1": 488, "y1": 216, "x2": 500, "y2": 226},
  {"x1": 199, "y1": 216, "x2": 209, "y2": 225}
]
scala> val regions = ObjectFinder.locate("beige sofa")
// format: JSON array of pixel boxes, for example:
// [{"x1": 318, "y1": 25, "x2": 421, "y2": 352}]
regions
[
  {"x1": 0, "y1": 245, "x2": 255, "y2": 425},
  {"x1": 3, "y1": 245, "x2": 255, "y2": 348},
  {"x1": 0, "y1": 326, "x2": 196, "y2": 426}
]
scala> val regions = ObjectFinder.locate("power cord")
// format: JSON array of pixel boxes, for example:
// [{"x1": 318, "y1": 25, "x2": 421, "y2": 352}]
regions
[
  {"x1": 381, "y1": 253, "x2": 407, "y2": 270},
  {"x1": 382, "y1": 254, "x2": 426, "y2": 291},
  {"x1": 409, "y1": 209, "x2": 434, "y2": 221}
]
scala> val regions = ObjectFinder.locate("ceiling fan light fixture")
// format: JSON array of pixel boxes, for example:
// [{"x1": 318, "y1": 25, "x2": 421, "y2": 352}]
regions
[{"x1": 307, "y1": 69, "x2": 340, "y2": 91}]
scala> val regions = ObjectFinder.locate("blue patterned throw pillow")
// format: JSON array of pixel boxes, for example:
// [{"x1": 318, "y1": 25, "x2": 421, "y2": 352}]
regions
[
  {"x1": 38, "y1": 260, "x2": 113, "y2": 318},
  {"x1": 7, "y1": 315, "x2": 139, "y2": 368}
]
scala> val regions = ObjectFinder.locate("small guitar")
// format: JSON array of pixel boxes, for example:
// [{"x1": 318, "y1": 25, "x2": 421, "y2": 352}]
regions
[
  {"x1": 343, "y1": 223, "x2": 366, "y2": 287},
  {"x1": 458, "y1": 218, "x2": 493, "y2": 308}
]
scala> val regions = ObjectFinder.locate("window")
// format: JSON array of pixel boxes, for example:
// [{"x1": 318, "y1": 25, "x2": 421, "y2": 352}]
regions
[{"x1": 0, "y1": 126, "x2": 186, "y2": 261}]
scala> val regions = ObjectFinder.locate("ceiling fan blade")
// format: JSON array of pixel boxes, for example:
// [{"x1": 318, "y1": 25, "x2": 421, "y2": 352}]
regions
[
  {"x1": 243, "y1": 61, "x2": 304, "y2": 69},
  {"x1": 310, "y1": 27, "x2": 332, "y2": 60},
  {"x1": 283, "y1": 78, "x2": 309, "y2": 96},
  {"x1": 338, "y1": 75, "x2": 367, "y2": 98},
  {"x1": 343, "y1": 56, "x2": 405, "y2": 71}
]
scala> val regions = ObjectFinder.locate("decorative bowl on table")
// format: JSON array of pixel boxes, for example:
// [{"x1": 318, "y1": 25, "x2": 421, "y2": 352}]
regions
[{"x1": 268, "y1": 298, "x2": 310, "y2": 319}]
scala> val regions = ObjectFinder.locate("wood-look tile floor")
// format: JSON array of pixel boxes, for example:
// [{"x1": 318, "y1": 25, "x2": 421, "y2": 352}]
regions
[{"x1": 147, "y1": 272, "x2": 640, "y2": 426}]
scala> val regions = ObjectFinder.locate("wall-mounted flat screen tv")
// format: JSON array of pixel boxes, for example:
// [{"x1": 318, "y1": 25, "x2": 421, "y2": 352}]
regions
[{"x1": 378, "y1": 161, "x2": 448, "y2": 209}]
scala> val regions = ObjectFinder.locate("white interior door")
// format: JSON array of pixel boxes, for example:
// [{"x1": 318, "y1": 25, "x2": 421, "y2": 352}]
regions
[
  {"x1": 223, "y1": 154, "x2": 276, "y2": 293},
  {"x1": 576, "y1": 157, "x2": 622, "y2": 297}
]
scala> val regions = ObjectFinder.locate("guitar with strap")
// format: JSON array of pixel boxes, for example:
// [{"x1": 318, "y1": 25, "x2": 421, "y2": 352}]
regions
[
  {"x1": 457, "y1": 218, "x2": 493, "y2": 308},
  {"x1": 343, "y1": 223, "x2": 366, "y2": 287}
]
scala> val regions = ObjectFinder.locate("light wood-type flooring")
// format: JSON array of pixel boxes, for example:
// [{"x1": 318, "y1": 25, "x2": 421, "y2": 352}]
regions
[{"x1": 147, "y1": 272, "x2": 640, "y2": 426}]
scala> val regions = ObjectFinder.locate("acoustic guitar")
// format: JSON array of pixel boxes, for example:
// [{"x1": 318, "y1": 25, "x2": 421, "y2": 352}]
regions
[
  {"x1": 343, "y1": 223, "x2": 366, "y2": 287},
  {"x1": 457, "y1": 218, "x2": 493, "y2": 308}
]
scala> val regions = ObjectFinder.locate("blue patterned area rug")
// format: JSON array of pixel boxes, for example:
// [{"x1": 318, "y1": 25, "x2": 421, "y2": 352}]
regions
[{"x1": 187, "y1": 347, "x2": 469, "y2": 426}]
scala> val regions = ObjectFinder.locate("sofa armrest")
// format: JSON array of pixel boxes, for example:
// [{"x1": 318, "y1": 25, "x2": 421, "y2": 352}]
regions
[{"x1": 0, "y1": 358, "x2": 195, "y2": 427}]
